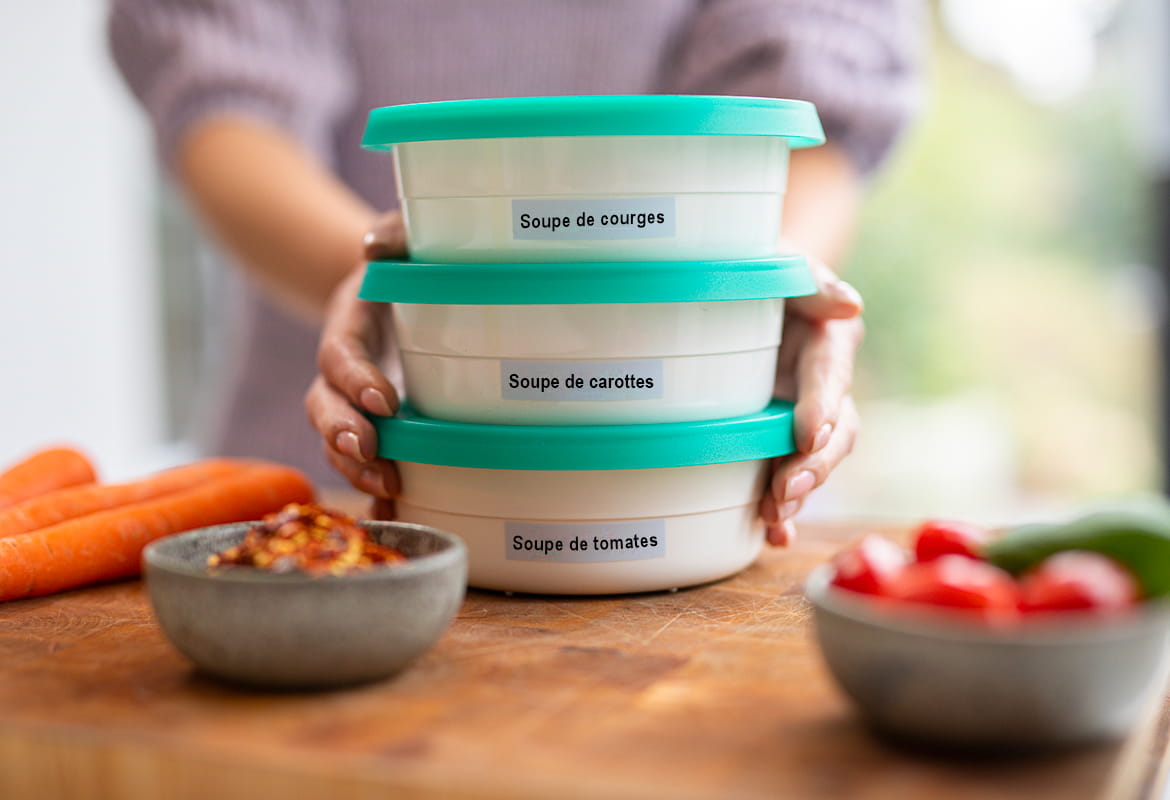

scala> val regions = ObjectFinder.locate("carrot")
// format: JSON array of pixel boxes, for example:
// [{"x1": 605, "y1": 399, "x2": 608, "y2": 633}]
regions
[
  {"x1": 0, "y1": 447, "x2": 98, "y2": 511},
  {"x1": 0, "y1": 462, "x2": 314, "y2": 601},
  {"x1": 0, "y1": 458, "x2": 251, "y2": 539}
]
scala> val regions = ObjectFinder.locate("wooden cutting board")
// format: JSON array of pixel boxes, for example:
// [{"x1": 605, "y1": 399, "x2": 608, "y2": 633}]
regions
[{"x1": 0, "y1": 517, "x2": 1165, "y2": 800}]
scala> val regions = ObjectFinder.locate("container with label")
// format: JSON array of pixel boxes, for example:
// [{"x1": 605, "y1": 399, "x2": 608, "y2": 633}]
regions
[
  {"x1": 374, "y1": 403, "x2": 796, "y2": 594},
  {"x1": 361, "y1": 95, "x2": 824, "y2": 262},
  {"x1": 359, "y1": 256, "x2": 814, "y2": 424}
]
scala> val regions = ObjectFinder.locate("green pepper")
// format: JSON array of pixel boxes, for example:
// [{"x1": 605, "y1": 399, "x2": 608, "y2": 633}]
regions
[{"x1": 985, "y1": 503, "x2": 1170, "y2": 599}]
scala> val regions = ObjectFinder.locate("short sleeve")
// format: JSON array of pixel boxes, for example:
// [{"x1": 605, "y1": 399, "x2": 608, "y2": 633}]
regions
[
  {"x1": 107, "y1": 0, "x2": 355, "y2": 169},
  {"x1": 665, "y1": 0, "x2": 926, "y2": 174}
]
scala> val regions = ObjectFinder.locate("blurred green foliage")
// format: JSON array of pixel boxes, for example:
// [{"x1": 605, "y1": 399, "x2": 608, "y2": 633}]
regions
[{"x1": 842, "y1": 23, "x2": 1159, "y2": 496}]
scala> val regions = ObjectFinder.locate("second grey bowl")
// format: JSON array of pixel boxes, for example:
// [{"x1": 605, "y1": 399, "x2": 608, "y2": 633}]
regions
[
  {"x1": 143, "y1": 520, "x2": 467, "y2": 689},
  {"x1": 805, "y1": 564, "x2": 1170, "y2": 750}
]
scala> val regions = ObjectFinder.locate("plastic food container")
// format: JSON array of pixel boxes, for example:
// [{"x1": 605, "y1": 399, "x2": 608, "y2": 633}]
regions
[
  {"x1": 359, "y1": 256, "x2": 812, "y2": 425},
  {"x1": 373, "y1": 403, "x2": 796, "y2": 595},
  {"x1": 361, "y1": 95, "x2": 824, "y2": 262}
]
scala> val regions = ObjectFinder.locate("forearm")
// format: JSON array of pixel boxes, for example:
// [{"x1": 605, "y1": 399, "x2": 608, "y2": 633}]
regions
[
  {"x1": 176, "y1": 116, "x2": 376, "y2": 322},
  {"x1": 782, "y1": 144, "x2": 863, "y2": 269}
]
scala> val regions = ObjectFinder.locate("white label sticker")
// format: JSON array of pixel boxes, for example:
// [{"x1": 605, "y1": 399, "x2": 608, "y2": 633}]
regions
[
  {"x1": 506, "y1": 520, "x2": 667, "y2": 562},
  {"x1": 512, "y1": 197, "x2": 677, "y2": 240},
  {"x1": 500, "y1": 359, "x2": 664, "y2": 401}
]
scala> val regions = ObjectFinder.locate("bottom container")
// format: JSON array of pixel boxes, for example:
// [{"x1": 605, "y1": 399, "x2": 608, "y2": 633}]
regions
[{"x1": 373, "y1": 403, "x2": 796, "y2": 594}]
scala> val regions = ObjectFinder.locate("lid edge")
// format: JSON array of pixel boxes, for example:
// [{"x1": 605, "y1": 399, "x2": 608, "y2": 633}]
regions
[
  {"x1": 373, "y1": 402, "x2": 797, "y2": 470},
  {"x1": 362, "y1": 95, "x2": 826, "y2": 149},
  {"x1": 358, "y1": 256, "x2": 815, "y2": 305}
]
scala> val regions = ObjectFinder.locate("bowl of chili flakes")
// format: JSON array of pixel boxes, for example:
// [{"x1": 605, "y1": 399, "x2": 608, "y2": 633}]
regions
[{"x1": 143, "y1": 503, "x2": 467, "y2": 689}]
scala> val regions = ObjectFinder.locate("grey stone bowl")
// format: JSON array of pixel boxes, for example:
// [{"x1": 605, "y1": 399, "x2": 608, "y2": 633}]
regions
[
  {"x1": 805, "y1": 564, "x2": 1170, "y2": 751},
  {"x1": 143, "y1": 520, "x2": 467, "y2": 689}
]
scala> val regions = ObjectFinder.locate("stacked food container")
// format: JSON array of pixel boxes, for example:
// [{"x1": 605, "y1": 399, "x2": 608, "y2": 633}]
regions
[{"x1": 359, "y1": 95, "x2": 825, "y2": 594}]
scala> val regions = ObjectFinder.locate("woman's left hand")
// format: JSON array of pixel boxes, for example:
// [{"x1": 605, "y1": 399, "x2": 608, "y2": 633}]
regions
[{"x1": 760, "y1": 257, "x2": 865, "y2": 546}]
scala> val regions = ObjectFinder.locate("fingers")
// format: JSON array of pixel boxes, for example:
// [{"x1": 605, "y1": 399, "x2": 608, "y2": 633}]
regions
[
  {"x1": 791, "y1": 315, "x2": 864, "y2": 454},
  {"x1": 306, "y1": 375, "x2": 401, "y2": 500},
  {"x1": 760, "y1": 491, "x2": 798, "y2": 547},
  {"x1": 306, "y1": 213, "x2": 409, "y2": 500},
  {"x1": 762, "y1": 254, "x2": 864, "y2": 546},
  {"x1": 785, "y1": 256, "x2": 863, "y2": 321},
  {"x1": 779, "y1": 395, "x2": 859, "y2": 501},
  {"x1": 305, "y1": 372, "x2": 376, "y2": 465},
  {"x1": 316, "y1": 266, "x2": 399, "y2": 418},
  {"x1": 759, "y1": 396, "x2": 860, "y2": 545},
  {"x1": 308, "y1": 258, "x2": 402, "y2": 500},
  {"x1": 363, "y1": 210, "x2": 408, "y2": 261}
]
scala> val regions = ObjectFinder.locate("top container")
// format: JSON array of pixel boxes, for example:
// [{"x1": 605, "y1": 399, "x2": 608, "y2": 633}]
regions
[{"x1": 362, "y1": 95, "x2": 824, "y2": 263}]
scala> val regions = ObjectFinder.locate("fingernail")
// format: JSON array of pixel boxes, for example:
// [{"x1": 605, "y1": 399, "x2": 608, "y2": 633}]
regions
[
  {"x1": 812, "y1": 423, "x2": 833, "y2": 453},
  {"x1": 359, "y1": 467, "x2": 388, "y2": 498},
  {"x1": 335, "y1": 430, "x2": 369, "y2": 462},
  {"x1": 363, "y1": 232, "x2": 395, "y2": 261},
  {"x1": 780, "y1": 499, "x2": 800, "y2": 520},
  {"x1": 360, "y1": 387, "x2": 394, "y2": 417},
  {"x1": 832, "y1": 279, "x2": 864, "y2": 310},
  {"x1": 362, "y1": 231, "x2": 381, "y2": 260},
  {"x1": 785, "y1": 470, "x2": 816, "y2": 502}
]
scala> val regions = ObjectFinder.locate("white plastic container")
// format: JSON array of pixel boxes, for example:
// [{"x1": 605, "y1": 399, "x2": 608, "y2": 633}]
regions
[
  {"x1": 372, "y1": 405, "x2": 796, "y2": 595},
  {"x1": 359, "y1": 256, "x2": 813, "y2": 424},
  {"x1": 361, "y1": 95, "x2": 825, "y2": 262}
]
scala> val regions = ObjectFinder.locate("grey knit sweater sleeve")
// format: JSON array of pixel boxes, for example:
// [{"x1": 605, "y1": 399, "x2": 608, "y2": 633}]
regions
[
  {"x1": 665, "y1": 0, "x2": 924, "y2": 173},
  {"x1": 109, "y1": 0, "x2": 923, "y2": 179},
  {"x1": 107, "y1": 0, "x2": 355, "y2": 167}
]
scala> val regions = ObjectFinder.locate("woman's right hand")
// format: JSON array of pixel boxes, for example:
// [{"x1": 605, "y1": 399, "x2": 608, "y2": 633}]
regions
[{"x1": 304, "y1": 212, "x2": 407, "y2": 514}]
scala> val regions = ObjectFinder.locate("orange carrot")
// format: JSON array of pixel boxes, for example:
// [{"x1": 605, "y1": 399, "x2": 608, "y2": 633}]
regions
[
  {"x1": 0, "y1": 463, "x2": 314, "y2": 601},
  {"x1": 0, "y1": 447, "x2": 98, "y2": 511},
  {"x1": 0, "y1": 458, "x2": 251, "y2": 539}
]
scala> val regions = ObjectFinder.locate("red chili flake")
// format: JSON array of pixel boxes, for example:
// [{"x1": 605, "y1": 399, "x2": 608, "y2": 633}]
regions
[{"x1": 208, "y1": 503, "x2": 407, "y2": 576}]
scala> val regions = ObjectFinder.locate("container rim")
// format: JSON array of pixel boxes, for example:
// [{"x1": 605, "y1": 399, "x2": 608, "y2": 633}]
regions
[
  {"x1": 358, "y1": 256, "x2": 813, "y2": 305},
  {"x1": 362, "y1": 95, "x2": 825, "y2": 150},
  {"x1": 143, "y1": 520, "x2": 467, "y2": 584},
  {"x1": 374, "y1": 402, "x2": 796, "y2": 470}
]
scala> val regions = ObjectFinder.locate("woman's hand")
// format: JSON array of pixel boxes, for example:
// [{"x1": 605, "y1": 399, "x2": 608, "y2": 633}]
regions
[
  {"x1": 759, "y1": 258, "x2": 865, "y2": 547},
  {"x1": 304, "y1": 212, "x2": 407, "y2": 511}
]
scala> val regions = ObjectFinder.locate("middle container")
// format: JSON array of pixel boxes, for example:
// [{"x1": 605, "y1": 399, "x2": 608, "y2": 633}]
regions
[{"x1": 359, "y1": 256, "x2": 814, "y2": 425}]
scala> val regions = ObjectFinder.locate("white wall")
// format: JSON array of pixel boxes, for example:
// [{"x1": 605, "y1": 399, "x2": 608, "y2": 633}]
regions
[{"x1": 0, "y1": 3, "x2": 169, "y2": 480}]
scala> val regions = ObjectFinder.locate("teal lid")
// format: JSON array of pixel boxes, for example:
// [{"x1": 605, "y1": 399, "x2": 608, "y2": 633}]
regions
[
  {"x1": 373, "y1": 402, "x2": 795, "y2": 471},
  {"x1": 362, "y1": 95, "x2": 825, "y2": 150},
  {"x1": 359, "y1": 256, "x2": 813, "y2": 305}
]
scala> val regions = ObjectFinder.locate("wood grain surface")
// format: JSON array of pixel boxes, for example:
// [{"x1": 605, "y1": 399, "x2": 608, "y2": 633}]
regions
[{"x1": 0, "y1": 516, "x2": 1165, "y2": 800}]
